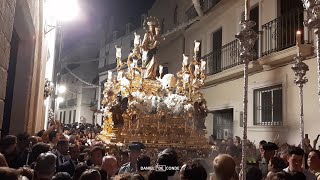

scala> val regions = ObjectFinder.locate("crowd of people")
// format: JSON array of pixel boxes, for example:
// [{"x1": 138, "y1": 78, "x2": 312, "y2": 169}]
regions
[{"x1": 0, "y1": 121, "x2": 319, "y2": 180}]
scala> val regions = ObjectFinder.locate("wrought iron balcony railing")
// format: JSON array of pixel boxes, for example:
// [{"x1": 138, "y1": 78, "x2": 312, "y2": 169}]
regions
[
  {"x1": 186, "y1": 6, "x2": 198, "y2": 21},
  {"x1": 200, "y1": 0, "x2": 221, "y2": 13},
  {"x1": 261, "y1": 8, "x2": 304, "y2": 56},
  {"x1": 202, "y1": 39, "x2": 241, "y2": 75}
]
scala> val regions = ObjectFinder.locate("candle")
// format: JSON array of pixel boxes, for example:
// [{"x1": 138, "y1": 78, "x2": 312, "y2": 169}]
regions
[
  {"x1": 296, "y1": 30, "x2": 302, "y2": 45},
  {"x1": 183, "y1": 74, "x2": 190, "y2": 82},
  {"x1": 134, "y1": 32, "x2": 140, "y2": 45},
  {"x1": 142, "y1": 51, "x2": 148, "y2": 67},
  {"x1": 245, "y1": 0, "x2": 250, "y2": 21},
  {"x1": 194, "y1": 41, "x2": 201, "y2": 55},
  {"x1": 117, "y1": 71, "x2": 123, "y2": 81},
  {"x1": 183, "y1": 54, "x2": 188, "y2": 66},
  {"x1": 107, "y1": 71, "x2": 112, "y2": 81},
  {"x1": 133, "y1": 59, "x2": 138, "y2": 67},
  {"x1": 159, "y1": 65, "x2": 163, "y2": 76},
  {"x1": 194, "y1": 65, "x2": 199, "y2": 76},
  {"x1": 201, "y1": 60, "x2": 206, "y2": 71},
  {"x1": 115, "y1": 46, "x2": 121, "y2": 59}
]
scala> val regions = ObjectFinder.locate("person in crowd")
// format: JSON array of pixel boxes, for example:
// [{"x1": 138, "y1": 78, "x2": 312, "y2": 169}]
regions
[
  {"x1": 28, "y1": 136, "x2": 40, "y2": 146},
  {"x1": 29, "y1": 142, "x2": 50, "y2": 168},
  {"x1": 246, "y1": 165, "x2": 262, "y2": 180},
  {"x1": 308, "y1": 150, "x2": 320, "y2": 179},
  {"x1": 54, "y1": 140, "x2": 70, "y2": 168},
  {"x1": 34, "y1": 152, "x2": 57, "y2": 180},
  {"x1": 283, "y1": 146, "x2": 316, "y2": 180},
  {"x1": 90, "y1": 146, "x2": 105, "y2": 167},
  {"x1": 258, "y1": 140, "x2": 267, "y2": 159},
  {"x1": 101, "y1": 155, "x2": 118, "y2": 179},
  {"x1": 268, "y1": 171, "x2": 292, "y2": 180},
  {"x1": 73, "y1": 163, "x2": 89, "y2": 180},
  {"x1": 119, "y1": 150, "x2": 129, "y2": 167},
  {"x1": 278, "y1": 143, "x2": 290, "y2": 167},
  {"x1": 49, "y1": 131, "x2": 60, "y2": 149},
  {"x1": 212, "y1": 154, "x2": 238, "y2": 180},
  {"x1": 234, "y1": 136, "x2": 241, "y2": 149},
  {"x1": 157, "y1": 148, "x2": 180, "y2": 180},
  {"x1": 0, "y1": 167, "x2": 19, "y2": 180},
  {"x1": 79, "y1": 169, "x2": 101, "y2": 180},
  {"x1": 0, "y1": 153, "x2": 8, "y2": 167},
  {"x1": 114, "y1": 172, "x2": 145, "y2": 180},
  {"x1": 119, "y1": 143, "x2": 142, "y2": 174},
  {"x1": 259, "y1": 142, "x2": 278, "y2": 178},
  {"x1": 52, "y1": 172, "x2": 72, "y2": 180},
  {"x1": 180, "y1": 160, "x2": 207, "y2": 180},
  {"x1": 0, "y1": 135, "x2": 19, "y2": 168},
  {"x1": 16, "y1": 132, "x2": 30, "y2": 167},
  {"x1": 58, "y1": 143, "x2": 80, "y2": 176},
  {"x1": 267, "y1": 157, "x2": 287, "y2": 178},
  {"x1": 18, "y1": 166, "x2": 34, "y2": 180},
  {"x1": 137, "y1": 155, "x2": 151, "y2": 180}
]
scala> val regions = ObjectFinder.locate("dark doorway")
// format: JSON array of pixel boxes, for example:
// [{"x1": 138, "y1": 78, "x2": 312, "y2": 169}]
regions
[
  {"x1": 212, "y1": 109, "x2": 233, "y2": 140},
  {"x1": 212, "y1": 28, "x2": 222, "y2": 74},
  {"x1": 2, "y1": 29, "x2": 20, "y2": 137}
]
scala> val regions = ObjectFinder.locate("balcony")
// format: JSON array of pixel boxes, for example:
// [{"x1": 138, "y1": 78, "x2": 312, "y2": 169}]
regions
[
  {"x1": 200, "y1": 0, "x2": 221, "y2": 13},
  {"x1": 203, "y1": 9, "x2": 313, "y2": 86},
  {"x1": 261, "y1": 8, "x2": 304, "y2": 57},
  {"x1": 203, "y1": 39, "x2": 241, "y2": 75},
  {"x1": 186, "y1": 6, "x2": 198, "y2": 21}
]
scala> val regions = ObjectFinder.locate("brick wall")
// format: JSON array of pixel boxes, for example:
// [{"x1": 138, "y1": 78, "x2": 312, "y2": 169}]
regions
[{"x1": 0, "y1": 0, "x2": 16, "y2": 128}]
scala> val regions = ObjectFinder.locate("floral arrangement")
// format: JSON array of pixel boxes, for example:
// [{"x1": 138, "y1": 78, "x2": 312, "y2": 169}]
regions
[{"x1": 128, "y1": 91, "x2": 192, "y2": 116}]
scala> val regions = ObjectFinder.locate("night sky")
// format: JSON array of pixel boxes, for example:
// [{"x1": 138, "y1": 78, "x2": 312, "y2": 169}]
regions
[{"x1": 62, "y1": 0, "x2": 156, "y2": 51}]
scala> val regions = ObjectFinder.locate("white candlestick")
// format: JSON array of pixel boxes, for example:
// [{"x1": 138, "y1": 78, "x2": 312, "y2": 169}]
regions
[
  {"x1": 194, "y1": 65, "x2": 199, "y2": 76},
  {"x1": 201, "y1": 60, "x2": 206, "y2": 71},
  {"x1": 133, "y1": 59, "x2": 138, "y2": 67},
  {"x1": 296, "y1": 30, "x2": 302, "y2": 45},
  {"x1": 183, "y1": 74, "x2": 190, "y2": 82},
  {"x1": 245, "y1": 0, "x2": 250, "y2": 21},
  {"x1": 183, "y1": 54, "x2": 188, "y2": 66},
  {"x1": 134, "y1": 32, "x2": 140, "y2": 46},
  {"x1": 115, "y1": 46, "x2": 121, "y2": 59},
  {"x1": 159, "y1": 65, "x2": 163, "y2": 75},
  {"x1": 142, "y1": 51, "x2": 148, "y2": 67},
  {"x1": 108, "y1": 71, "x2": 112, "y2": 81},
  {"x1": 194, "y1": 41, "x2": 201, "y2": 55},
  {"x1": 117, "y1": 71, "x2": 123, "y2": 81}
]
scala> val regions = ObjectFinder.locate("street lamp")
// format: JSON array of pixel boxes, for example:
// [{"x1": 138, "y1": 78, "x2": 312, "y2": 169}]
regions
[{"x1": 58, "y1": 85, "x2": 66, "y2": 94}]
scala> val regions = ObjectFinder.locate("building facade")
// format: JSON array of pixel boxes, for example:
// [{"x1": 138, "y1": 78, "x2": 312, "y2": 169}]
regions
[
  {"x1": 0, "y1": 0, "x2": 48, "y2": 135},
  {"x1": 98, "y1": 0, "x2": 319, "y2": 145}
]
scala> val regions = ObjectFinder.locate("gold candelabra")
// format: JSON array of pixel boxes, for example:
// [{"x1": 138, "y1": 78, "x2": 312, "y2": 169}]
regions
[{"x1": 98, "y1": 17, "x2": 209, "y2": 149}]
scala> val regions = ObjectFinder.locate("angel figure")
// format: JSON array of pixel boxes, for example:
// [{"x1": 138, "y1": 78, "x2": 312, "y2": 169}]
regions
[
  {"x1": 193, "y1": 99, "x2": 208, "y2": 130},
  {"x1": 110, "y1": 93, "x2": 128, "y2": 127}
]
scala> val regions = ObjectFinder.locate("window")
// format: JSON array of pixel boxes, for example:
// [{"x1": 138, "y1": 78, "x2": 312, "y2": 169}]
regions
[
  {"x1": 73, "y1": 110, "x2": 76, "y2": 123},
  {"x1": 63, "y1": 111, "x2": 66, "y2": 124},
  {"x1": 254, "y1": 85, "x2": 283, "y2": 126},
  {"x1": 173, "y1": 5, "x2": 178, "y2": 24},
  {"x1": 69, "y1": 110, "x2": 72, "y2": 124},
  {"x1": 59, "y1": 112, "x2": 62, "y2": 122}
]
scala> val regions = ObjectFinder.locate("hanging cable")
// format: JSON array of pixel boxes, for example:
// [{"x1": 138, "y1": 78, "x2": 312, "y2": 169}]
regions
[{"x1": 64, "y1": 66, "x2": 101, "y2": 88}]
